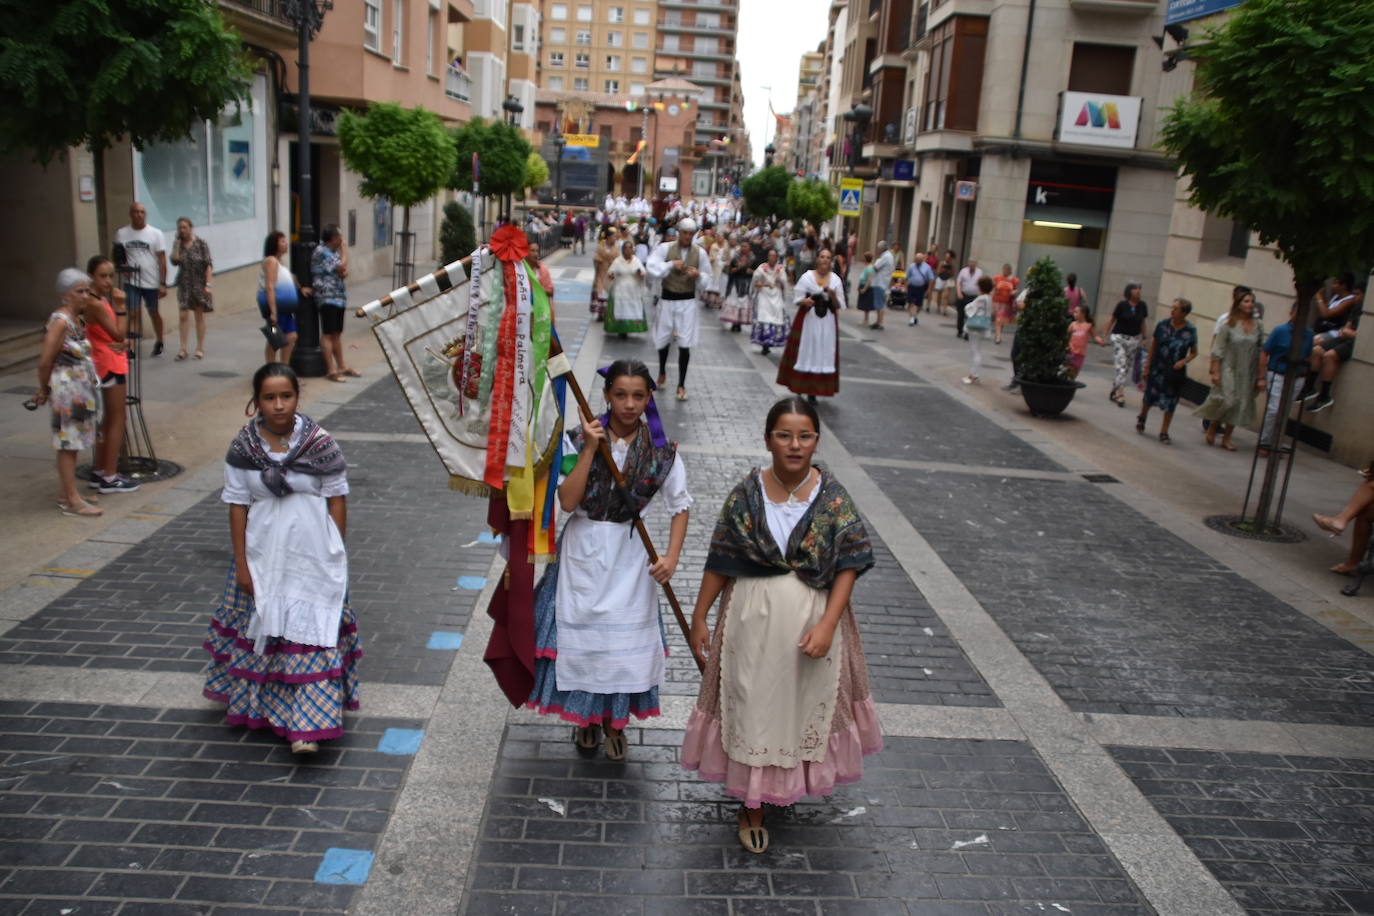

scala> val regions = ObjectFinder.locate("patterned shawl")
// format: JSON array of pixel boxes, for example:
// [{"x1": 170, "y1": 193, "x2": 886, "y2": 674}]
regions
[
  {"x1": 568, "y1": 421, "x2": 677, "y2": 523},
  {"x1": 225, "y1": 414, "x2": 346, "y2": 498},
  {"x1": 705, "y1": 463, "x2": 874, "y2": 591}
]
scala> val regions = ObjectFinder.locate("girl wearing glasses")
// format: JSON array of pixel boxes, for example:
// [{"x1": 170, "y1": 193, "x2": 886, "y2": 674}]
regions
[{"x1": 683, "y1": 397, "x2": 881, "y2": 854}]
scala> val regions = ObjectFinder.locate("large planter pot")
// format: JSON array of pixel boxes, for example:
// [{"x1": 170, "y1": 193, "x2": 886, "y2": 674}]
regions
[{"x1": 1015, "y1": 378, "x2": 1086, "y2": 418}]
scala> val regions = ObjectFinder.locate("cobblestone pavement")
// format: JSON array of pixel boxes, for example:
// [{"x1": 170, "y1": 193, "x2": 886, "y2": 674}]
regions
[{"x1": 0, "y1": 247, "x2": 1370, "y2": 915}]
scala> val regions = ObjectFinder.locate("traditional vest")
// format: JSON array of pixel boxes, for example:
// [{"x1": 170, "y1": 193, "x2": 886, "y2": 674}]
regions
[{"x1": 661, "y1": 242, "x2": 700, "y2": 299}]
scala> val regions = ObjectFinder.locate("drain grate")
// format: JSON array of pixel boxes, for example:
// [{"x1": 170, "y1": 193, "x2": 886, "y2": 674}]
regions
[
  {"x1": 4, "y1": 385, "x2": 37, "y2": 395},
  {"x1": 1082, "y1": 473, "x2": 1120, "y2": 484},
  {"x1": 199, "y1": 370, "x2": 238, "y2": 378}
]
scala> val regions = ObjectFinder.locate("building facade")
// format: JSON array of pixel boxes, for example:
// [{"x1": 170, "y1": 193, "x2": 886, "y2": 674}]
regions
[
  {"x1": 537, "y1": 0, "x2": 659, "y2": 101},
  {"x1": 652, "y1": 0, "x2": 745, "y2": 182}
]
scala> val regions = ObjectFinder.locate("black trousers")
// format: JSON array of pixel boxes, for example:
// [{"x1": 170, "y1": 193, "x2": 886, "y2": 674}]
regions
[{"x1": 956, "y1": 294, "x2": 973, "y2": 337}]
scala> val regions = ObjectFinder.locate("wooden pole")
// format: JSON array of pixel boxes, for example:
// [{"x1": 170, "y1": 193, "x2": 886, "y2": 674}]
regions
[{"x1": 548, "y1": 337, "x2": 703, "y2": 673}]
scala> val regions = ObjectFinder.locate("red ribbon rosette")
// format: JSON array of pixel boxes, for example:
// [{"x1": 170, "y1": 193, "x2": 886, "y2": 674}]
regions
[{"x1": 489, "y1": 225, "x2": 530, "y2": 263}]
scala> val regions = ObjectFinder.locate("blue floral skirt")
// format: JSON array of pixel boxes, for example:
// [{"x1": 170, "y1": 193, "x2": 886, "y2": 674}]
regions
[
  {"x1": 203, "y1": 560, "x2": 362, "y2": 742},
  {"x1": 525, "y1": 556, "x2": 663, "y2": 729},
  {"x1": 751, "y1": 322, "x2": 788, "y2": 349}
]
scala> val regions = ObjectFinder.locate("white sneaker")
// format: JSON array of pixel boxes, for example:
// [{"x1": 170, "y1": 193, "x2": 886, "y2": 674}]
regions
[{"x1": 962, "y1": 375, "x2": 978, "y2": 385}]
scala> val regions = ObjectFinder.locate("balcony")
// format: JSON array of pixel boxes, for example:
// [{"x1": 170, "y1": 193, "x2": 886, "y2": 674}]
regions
[
  {"x1": 1067, "y1": 0, "x2": 1157, "y2": 12},
  {"x1": 216, "y1": 0, "x2": 295, "y2": 48},
  {"x1": 446, "y1": 68, "x2": 472, "y2": 102}
]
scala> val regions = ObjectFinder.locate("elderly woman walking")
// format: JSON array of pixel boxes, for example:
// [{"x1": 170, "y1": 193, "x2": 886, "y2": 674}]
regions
[
  {"x1": 35, "y1": 269, "x2": 123, "y2": 516},
  {"x1": 1136, "y1": 298, "x2": 1198, "y2": 444},
  {"x1": 170, "y1": 217, "x2": 213, "y2": 360},
  {"x1": 605, "y1": 240, "x2": 649, "y2": 338}
]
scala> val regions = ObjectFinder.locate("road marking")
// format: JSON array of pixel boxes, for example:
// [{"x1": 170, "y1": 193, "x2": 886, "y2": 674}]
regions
[
  {"x1": 426, "y1": 631, "x2": 464, "y2": 650},
  {"x1": 314, "y1": 848, "x2": 374, "y2": 885},
  {"x1": 377, "y1": 728, "x2": 426, "y2": 755}
]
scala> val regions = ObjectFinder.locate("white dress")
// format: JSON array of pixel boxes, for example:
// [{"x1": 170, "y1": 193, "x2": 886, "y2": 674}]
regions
[
  {"x1": 221, "y1": 417, "x2": 349, "y2": 652},
  {"x1": 753, "y1": 263, "x2": 789, "y2": 327},
  {"x1": 792, "y1": 270, "x2": 847, "y2": 374},
  {"x1": 555, "y1": 436, "x2": 692, "y2": 694},
  {"x1": 607, "y1": 256, "x2": 647, "y2": 323}
]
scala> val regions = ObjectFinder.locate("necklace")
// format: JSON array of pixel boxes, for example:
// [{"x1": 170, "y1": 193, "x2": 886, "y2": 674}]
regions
[
  {"x1": 263, "y1": 421, "x2": 293, "y2": 450},
  {"x1": 769, "y1": 466, "x2": 813, "y2": 503}
]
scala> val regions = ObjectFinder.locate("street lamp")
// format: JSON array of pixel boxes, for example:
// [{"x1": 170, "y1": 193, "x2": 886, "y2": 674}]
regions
[
  {"x1": 501, "y1": 96, "x2": 525, "y2": 221},
  {"x1": 764, "y1": 143, "x2": 776, "y2": 168},
  {"x1": 283, "y1": 0, "x2": 333, "y2": 378},
  {"x1": 842, "y1": 103, "x2": 873, "y2": 170},
  {"x1": 552, "y1": 134, "x2": 566, "y2": 214}
]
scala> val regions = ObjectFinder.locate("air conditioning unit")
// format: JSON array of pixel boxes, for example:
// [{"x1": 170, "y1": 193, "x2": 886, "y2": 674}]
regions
[{"x1": 902, "y1": 108, "x2": 917, "y2": 145}]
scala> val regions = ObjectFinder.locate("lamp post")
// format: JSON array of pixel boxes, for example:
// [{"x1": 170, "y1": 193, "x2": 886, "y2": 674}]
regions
[
  {"x1": 283, "y1": 0, "x2": 332, "y2": 378},
  {"x1": 501, "y1": 95, "x2": 525, "y2": 222},
  {"x1": 764, "y1": 143, "x2": 776, "y2": 169},
  {"x1": 552, "y1": 133, "x2": 566, "y2": 214}
]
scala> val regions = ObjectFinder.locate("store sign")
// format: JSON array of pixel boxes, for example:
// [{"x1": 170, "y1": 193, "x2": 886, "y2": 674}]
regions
[
  {"x1": 1165, "y1": 0, "x2": 1242, "y2": 26},
  {"x1": 955, "y1": 180, "x2": 977, "y2": 202},
  {"x1": 659, "y1": 176, "x2": 678, "y2": 193},
  {"x1": 1057, "y1": 92, "x2": 1142, "y2": 150},
  {"x1": 563, "y1": 134, "x2": 600, "y2": 148},
  {"x1": 892, "y1": 160, "x2": 915, "y2": 182}
]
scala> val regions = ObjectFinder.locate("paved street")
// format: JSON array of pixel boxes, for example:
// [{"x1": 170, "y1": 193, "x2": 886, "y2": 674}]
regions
[{"x1": 0, "y1": 244, "x2": 1371, "y2": 915}]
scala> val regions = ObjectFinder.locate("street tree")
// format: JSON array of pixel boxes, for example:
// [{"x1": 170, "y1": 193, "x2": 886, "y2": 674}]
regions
[
  {"x1": 523, "y1": 151, "x2": 549, "y2": 192},
  {"x1": 1159, "y1": 0, "x2": 1374, "y2": 530},
  {"x1": 440, "y1": 201, "x2": 477, "y2": 265},
  {"x1": 740, "y1": 166, "x2": 792, "y2": 221},
  {"x1": 450, "y1": 118, "x2": 533, "y2": 197},
  {"x1": 0, "y1": 0, "x2": 252, "y2": 242},
  {"x1": 786, "y1": 179, "x2": 837, "y2": 229},
  {"x1": 338, "y1": 102, "x2": 455, "y2": 278}
]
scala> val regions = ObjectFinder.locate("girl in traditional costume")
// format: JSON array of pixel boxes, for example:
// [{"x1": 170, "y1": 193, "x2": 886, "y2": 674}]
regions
[
  {"x1": 527, "y1": 359, "x2": 692, "y2": 760},
  {"x1": 605, "y1": 241, "x2": 649, "y2": 338},
  {"x1": 682, "y1": 396, "x2": 881, "y2": 853},
  {"x1": 750, "y1": 248, "x2": 789, "y2": 355},
  {"x1": 204, "y1": 363, "x2": 359, "y2": 754},
  {"x1": 777, "y1": 249, "x2": 846, "y2": 404}
]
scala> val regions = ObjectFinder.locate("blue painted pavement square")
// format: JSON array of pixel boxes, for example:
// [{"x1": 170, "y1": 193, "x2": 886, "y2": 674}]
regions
[
  {"x1": 427, "y1": 631, "x2": 465, "y2": 650},
  {"x1": 377, "y1": 727, "x2": 425, "y2": 755},
  {"x1": 315, "y1": 848, "x2": 374, "y2": 886},
  {"x1": 477, "y1": 531, "x2": 500, "y2": 543},
  {"x1": 455, "y1": 576, "x2": 487, "y2": 590}
]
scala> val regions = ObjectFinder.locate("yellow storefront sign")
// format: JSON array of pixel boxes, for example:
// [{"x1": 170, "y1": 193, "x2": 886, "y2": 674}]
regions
[
  {"x1": 838, "y1": 177, "x2": 863, "y2": 217},
  {"x1": 563, "y1": 134, "x2": 600, "y2": 148}
]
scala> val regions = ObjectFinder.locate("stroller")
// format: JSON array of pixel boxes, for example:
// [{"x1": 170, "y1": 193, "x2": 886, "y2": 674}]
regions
[{"x1": 887, "y1": 268, "x2": 907, "y2": 311}]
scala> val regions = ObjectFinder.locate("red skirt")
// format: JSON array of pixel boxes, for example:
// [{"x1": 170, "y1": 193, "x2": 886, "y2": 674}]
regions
[{"x1": 775, "y1": 304, "x2": 840, "y2": 397}]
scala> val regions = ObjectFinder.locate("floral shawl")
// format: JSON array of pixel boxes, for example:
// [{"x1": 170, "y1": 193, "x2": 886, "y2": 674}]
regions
[
  {"x1": 568, "y1": 421, "x2": 677, "y2": 523},
  {"x1": 705, "y1": 463, "x2": 874, "y2": 591},
  {"x1": 224, "y1": 414, "x2": 346, "y2": 498}
]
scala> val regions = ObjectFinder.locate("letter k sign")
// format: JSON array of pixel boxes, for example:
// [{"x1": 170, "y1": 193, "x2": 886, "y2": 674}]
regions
[{"x1": 1034, "y1": 186, "x2": 1048, "y2": 205}]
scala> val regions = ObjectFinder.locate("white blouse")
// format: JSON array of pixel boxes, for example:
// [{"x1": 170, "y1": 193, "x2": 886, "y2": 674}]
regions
[
  {"x1": 564, "y1": 430, "x2": 692, "y2": 518},
  {"x1": 760, "y1": 467, "x2": 819, "y2": 556}
]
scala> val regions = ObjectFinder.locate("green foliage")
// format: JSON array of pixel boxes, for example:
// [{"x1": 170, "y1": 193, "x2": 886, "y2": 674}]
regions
[
  {"x1": 0, "y1": 0, "x2": 253, "y2": 162},
  {"x1": 337, "y1": 103, "x2": 455, "y2": 209},
  {"x1": 786, "y1": 179, "x2": 837, "y2": 228},
  {"x1": 440, "y1": 200, "x2": 477, "y2": 264},
  {"x1": 1015, "y1": 257, "x2": 1070, "y2": 385},
  {"x1": 523, "y1": 150, "x2": 549, "y2": 190},
  {"x1": 1159, "y1": 0, "x2": 1374, "y2": 291},
  {"x1": 450, "y1": 118, "x2": 533, "y2": 197},
  {"x1": 740, "y1": 166, "x2": 793, "y2": 220}
]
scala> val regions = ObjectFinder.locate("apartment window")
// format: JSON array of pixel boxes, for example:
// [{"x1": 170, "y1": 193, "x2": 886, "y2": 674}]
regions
[
  {"x1": 549, "y1": 51, "x2": 565, "y2": 66},
  {"x1": 513, "y1": 24, "x2": 525, "y2": 52},
  {"x1": 604, "y1": 79, "x2": 620, "y2": 93},
  {"x1": 663, "y1": 11, "x2": 681, "y2": 26},
  {"x1": 608, "y1": 30, "x2": 622, "y2": 47},
  {"x1": 634, "y1": 7, "x2": 650, "y2": 24},
  {"x1": 547, "y1": 76, "x2": 565, "y2": 91},
  {"x1": 550, "y1": 2, "x2": 568, "y2": 18},
  {"x1": 630, "y1": 82, "x2": 645, "y2": 95},
  {"x1": 631, "y1": 56, "x2": 647, "y2": 73},
  {"x1": 363, "y1": 0, "x2": 381, "y2": 50},
  {"x1": 922, "y1": 16, "x2": 987, "y2": 132},
  {"x1": 606, "y1": 55, "x2": 620, "y2": 71},
  {"x1": 632, "y1": 31, "x2": 649, "y2": 49},
  {"x1": 630, "y1": 126, "x2": 643, "y2": 143},
  {"x1": 662, "y1": 35, "x2": 679, "y2": 51},
  {"x1": 576, "y1": 4, "x2": 592, "y2": 21},
  {"x1": 574, "y1": 77, "x2": 589, "y2": 91},
  {"x1": 698, "y1": 12, "x2": 720, "y2": 28},
  {"x1": 426, "y1": 10, "x2": 436, "y2": 74},
  {"x1": 697, "y1": 37, "x2": 718, "y2": 54},
  {"x1": 575, "y1": 29, "x2": 590, "y2": 44},
  {"x1": 391, "y1": 0, "x2": 404, "y2": 63},
  {"x1": 550, "y1": 26, "x2": 566, "y2": 42},
  {"x1": 575, "y1": 51, "x2": 590, "y2": 68},
  {"x1": 609, "y1": 6, "x2": 625, "y2": 22},
  {"x1": 1068, "y1": 42, "x2": 1135, "y2": 96},
  {"x1": 692, "y1": 61, "x2": 716, "y2": 78}
]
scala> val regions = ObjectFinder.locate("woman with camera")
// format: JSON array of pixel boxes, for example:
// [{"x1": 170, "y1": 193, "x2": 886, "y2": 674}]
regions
[{"x1": 776, "y1": 248, "x2": 846, "y2": 404}]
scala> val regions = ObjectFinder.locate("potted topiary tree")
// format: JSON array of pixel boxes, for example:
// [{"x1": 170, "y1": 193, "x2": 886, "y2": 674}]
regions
[{"x1": 1013, "y1": 255, "x2": 1084, "y2": 417}]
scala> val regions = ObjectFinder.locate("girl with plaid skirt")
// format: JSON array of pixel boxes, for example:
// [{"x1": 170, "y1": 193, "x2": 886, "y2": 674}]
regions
[{"x1": 203, "y1": 363, "x2": 360, "y2": 754}]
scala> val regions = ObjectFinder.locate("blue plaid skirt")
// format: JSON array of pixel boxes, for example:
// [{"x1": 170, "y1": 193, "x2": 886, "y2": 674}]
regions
[{"x1": 203, "y1": 560, "x2": 362, "y2": 742}]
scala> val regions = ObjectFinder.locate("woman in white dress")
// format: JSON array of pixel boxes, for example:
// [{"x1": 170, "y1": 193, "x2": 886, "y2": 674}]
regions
[
  {"x1": 751, "y1": 248, "x2": 789, "y2": 355},
  {"x1": 526, "y1": 360, "x2": 691, "y2": 760},
  {"x1": 605, "y1": 241, "x2": 649, "y2": 338},
  {"x1": 776, "y1": 249, "x2": 846, "y2": 403}
]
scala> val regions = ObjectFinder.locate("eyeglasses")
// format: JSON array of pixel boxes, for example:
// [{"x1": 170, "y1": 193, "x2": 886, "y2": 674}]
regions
[{"x1": 769, "y1": 431, "x2": 818, "y2": 445}]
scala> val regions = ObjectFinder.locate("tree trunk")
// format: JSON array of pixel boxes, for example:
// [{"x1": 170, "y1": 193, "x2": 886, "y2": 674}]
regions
[{"x1": 1248, "y1": 274, "x2": 1321, "y2": 533}]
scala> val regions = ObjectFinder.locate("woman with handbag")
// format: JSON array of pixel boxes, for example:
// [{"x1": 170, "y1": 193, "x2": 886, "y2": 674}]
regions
[
  {"x1": 1136, "y1": 299, "x2": 1198, "y2": 444},
  {"x1": 258, "y1": 232, "x2": 307, "y2": 365},
  {"x1": 961, "y1": 275, "x2": 994, "y2": 384},
  {"x1": 776, "y1": 248, "x2": 846, "y2": 404}
]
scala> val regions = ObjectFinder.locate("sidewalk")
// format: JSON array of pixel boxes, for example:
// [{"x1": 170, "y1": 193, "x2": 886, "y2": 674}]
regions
[{"x1": 0, "y1": 247, "x2": 1369, "y2": 916}]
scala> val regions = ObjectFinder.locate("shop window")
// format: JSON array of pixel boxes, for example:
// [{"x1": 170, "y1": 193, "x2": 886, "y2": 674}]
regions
[{"x1": 1068, "y1": 43, "x2": 1135, "y2": 96}]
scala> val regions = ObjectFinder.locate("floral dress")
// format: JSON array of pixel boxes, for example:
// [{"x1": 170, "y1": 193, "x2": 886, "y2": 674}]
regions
[
  {"x1": 1142, "y1": 319, "x2": 1198, "y2": 412},
  {"x1": 171, "y1": 237, "x2": 214, "y2": 311},
  {"x1": 1195, "y1": 318, "x2": 1263, "y2": 427},
  {"x1": 46, "y1": 311, "x2": 99, "y2": 451}
]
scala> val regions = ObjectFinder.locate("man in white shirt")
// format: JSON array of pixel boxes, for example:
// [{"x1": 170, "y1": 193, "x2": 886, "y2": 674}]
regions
[
  {"x1": 955, "y1": 257, "x2": 984, "y2": 340},
  {"x1": 113, "y1": 202, "x2": 168, "y2": 355},
  {"x1": 645, "y1": 218, "x2": 712, "y2": 401},
  {"x1": 871, "y1": 241, "x2": 895, "y2": 316}
]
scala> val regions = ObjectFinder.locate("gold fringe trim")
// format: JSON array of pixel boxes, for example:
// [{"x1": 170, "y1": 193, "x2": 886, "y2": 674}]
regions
[{"x1": 448, "y1": 476, "x2": 494, "y2": 497}]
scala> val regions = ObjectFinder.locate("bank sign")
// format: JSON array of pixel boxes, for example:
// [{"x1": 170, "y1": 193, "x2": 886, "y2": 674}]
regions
[
  {"x1": 1165, "y1": 0, "x2": 1242, "y2": 26},
  {"x1": 1057, "y1": 92, "x2": 1142, "y2": 150}
]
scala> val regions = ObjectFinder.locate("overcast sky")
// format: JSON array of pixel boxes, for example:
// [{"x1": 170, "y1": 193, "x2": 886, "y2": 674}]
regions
[{"x1": 736, "y1": 0, "x2": 832, "y2": 168}]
